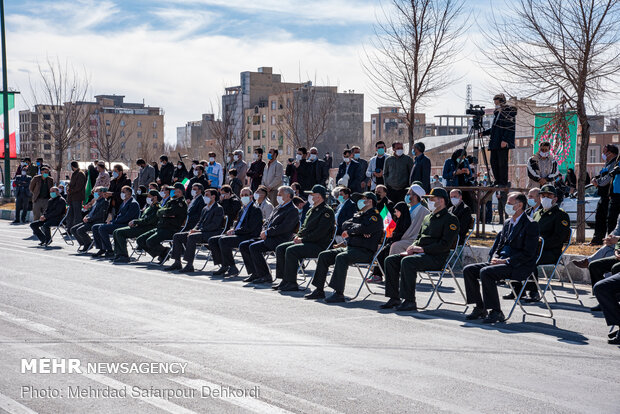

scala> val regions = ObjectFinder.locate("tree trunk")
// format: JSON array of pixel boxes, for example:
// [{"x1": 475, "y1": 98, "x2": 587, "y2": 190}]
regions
[
  {"x1": 576, "y1": 107, "x2": 590, "y2": 243},
  {"x1": 55, "y1": 142, "x2": 64, "y2": 184},
  {"x1": 408, "y1": 105, "x2": 416, "y2": 151}
]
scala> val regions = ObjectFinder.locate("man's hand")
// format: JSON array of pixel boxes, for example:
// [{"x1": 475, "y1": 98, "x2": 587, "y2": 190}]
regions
[
  {"x1": 373, "y1": 171, "x2": 383, "y2": 178},
  {"x1": 501, "y1": 141, "x2": 508, "y2": 149},
  {"x1": 341, "y1": 231, "x2": 348, "y2": 239},
  {"x1": 40, "y1": 215, "x2": 46, "y2": 221},
  {"x1": 83, "y1": 217, "x2": 88, "y2": 223},
  {"x1": 293, "y1": 236, "x2": 302, "y2": 244},
  {"x1": 591, "y1": 178, "x2": 598, "y2": 187},
  {"x1": 129, "y1": 220, "x2": 135, "y2": 227},
  {"x1": 491, "y1": 258, "x2": 507, "y2": 265},
  {"x1": 189, "y1": 229, "x2": 198, "y2": 234},
  {"x1": 106, "y1": 218, "x2": 112, "y2": 224},
  {"x1": 605, "y1": 235, "x2": 620, "y2": 246},
  {"x1": 104, "y1": 192, "x2": 113, "y2": 198},
  {"x1": 363, "y1": 233, "x2": 371, "y2": 238},
  {"x1": 406, "y1": 245, "x2": 423, "y2": 255},
  {"x1": 361, "y1": 181, "x2": 366, "y2": 190},
  {"x1": 260, "y1": 230, "x2": 267, "y2": 240},
  {"x1": 156, "y1": 178, "x2": 161, "y2": 185},
  {"x1": 226, "y1": 229, "x2": 234, "y2": 236}
]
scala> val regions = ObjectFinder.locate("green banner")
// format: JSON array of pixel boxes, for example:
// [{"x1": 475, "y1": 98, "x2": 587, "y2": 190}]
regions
[{"x1": 533, "y1": 111, "x2": 577, "y2": 174}]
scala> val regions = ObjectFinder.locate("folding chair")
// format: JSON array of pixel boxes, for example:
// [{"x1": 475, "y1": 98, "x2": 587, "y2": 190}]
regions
[
  {"x1": 128, "y1": 238, "x2": 146, "y2": 261},
  {"x1": 195, "y1": 216, "x2": 228, "y2": 271},
  {"x1": 450, "y1": 215, "x2": 476, "y2": 270},
  {"x1": 350, "y1": 232, "x2": 387, "y2": 301},
  {"x1": 417, "y1": 235, "x2": 469, "y2": 310},
  {"x1": 155, "y1": 217, "x2": 189, "y2": 265},
  {"x1": 539, "y1": 229, "x2": 579, "y2": 301},
  {"x1": 504, "y1": 237, "x2": 554, "y2": 321},
  {"x1": 296, "y1": 225, "x2": 338, "y2": 290},
  {"x1": 46, "y1": 210, "x2": 75, "y2": 246}
]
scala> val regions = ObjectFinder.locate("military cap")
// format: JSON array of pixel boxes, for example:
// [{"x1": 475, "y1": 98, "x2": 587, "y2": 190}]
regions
[
  {"x1": 305, "y1": 184, "x2": 327, "y2": 198},
  {"x1": 540, "y1": 184, "x2": 557, "y2": 196},
  {"x1": 424, "y1": 187, "x2": 449, "y2": 204}
]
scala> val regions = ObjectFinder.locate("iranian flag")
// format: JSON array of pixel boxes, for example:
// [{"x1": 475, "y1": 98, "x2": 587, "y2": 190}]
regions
[
  {"x1": 181, "y1": 178, "x2": 190, "y2": 188},
  {"x1": 0, "y1": 92, "x2": 16, "y2": 159},
  {"x1": 380, "y1": 205, "x2": 396, "y2": 238}
]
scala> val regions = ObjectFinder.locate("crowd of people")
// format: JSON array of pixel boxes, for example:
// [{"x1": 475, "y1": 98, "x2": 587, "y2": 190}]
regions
[{"x1": 8, "y1": 95, "x2": 620, "y2": 346}]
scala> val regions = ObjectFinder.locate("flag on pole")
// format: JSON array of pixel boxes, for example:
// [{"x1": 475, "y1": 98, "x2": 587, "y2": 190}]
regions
[
  {"x1": 380, "y1": 205, "x2": 396, "y2": 238},
  {"x1": 181, "y1": 178, "x2": 190, "y2": 188},
  {"x1": 83, "y1": 169, "x2": 93, "y2": 206},
  {"x1": 0, "y1": 92, "x2": 16, "y2": 159}
]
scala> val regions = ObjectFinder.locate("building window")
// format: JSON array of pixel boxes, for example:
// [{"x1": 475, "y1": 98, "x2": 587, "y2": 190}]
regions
[
  {"x1": 372, "y1": 119, "x2": 375, "y2": 124},
  {"x1": 120, "y1": 142, "x2": 125, "y2": 149},
  {"x1": 137, "y1": 132, "x2": 143, "y2": 138},
  {"x1": 76, "y1": 143, "x2": 81, "y2": 150},
  {"x1": 247, "y1": 131, "x2": 251, "y2": 139},
  {"x1": 589, "y1": 146, "x2": 600, "y2": 163},
  {"x1": 153, "y1": 143, "x2": 158, "y2": 149},
  {"x1": 262, "y1": 114, "x2": 266, "y2": 123},
  {"x1": 120, "y1": 131, "x2": 125, "y2": 137},
  {"x1": 271, "y1": 116, "x2": 275, "y2": 125},
  {"x1": 44, "y1": 144, "x2": 51, "y2": 150},
  {"x1": 271, "y1": 130, "x2": 276, "y2": 140},
  {"x1": 137, "y1": 142, "x2": 142, "y2": 149},
  {"x1": 247, "y1": 116, "x2": 251, "y2": 124},
  {"x1": 262, "y1": 130, "x2": 266, "y2": 138},
  {"x1": 137, "y1": 121, "x2": 142, "y2": 127},
  {"x1": 271, "y1": 100, "x2": 276, "y2": 110},
  {"x1": 153, "y1": 121, "x2": 157, "y2": 128},
  {"x1": 105, "y1": 120, "x2": 111, "y2": 126},
  {"x1": 43, "y1": 114, "x2": 51, "y2": 120},
  {"x1": 44, "y1": 134, "x2": 51, "y2": 140},
  {"x1": 153, "y1": 132, "x2": 157, "y2": 138},
  {"x1": 120, "y1": 120, "x2": 125, "y2": 127}
]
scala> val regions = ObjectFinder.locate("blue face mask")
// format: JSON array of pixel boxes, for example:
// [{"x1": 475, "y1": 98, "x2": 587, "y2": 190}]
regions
[
  {"x1": 377, "y1": 148, "x2": 385, "y2": 156},
  {"x1": 170, "y1": 190, "x2": 175, "y2": 197},
  {"x1": 112, "y1": 171, "x2": 119, "y2": 178},
  {"x1": 297, "y1": 208, "x2": 304, "y2": 213},
  {"x1": 267, "y1": 153, "x2": 273, "y2": 160},
  {"x1": 50, "y1": 192, "x2": 58, "y2": 199},
  {"x1": 93, "y1": 192, "x2": 100, "y2": 200},
  {"x1": 357, "y1": 199, "x2": 366, "y2": 210},
  {"x1": 405, "y1": 194, "x2": 411, "y2": 205},
  {"x1": 527, "y1": 198, "x2": 536, "y2": 207},
  {"x1": 338, "y1": 195, "x2": 345, "y2": 204},
  {"x1": 354, "y1": 153, "x2": 361, "y2": 159}
]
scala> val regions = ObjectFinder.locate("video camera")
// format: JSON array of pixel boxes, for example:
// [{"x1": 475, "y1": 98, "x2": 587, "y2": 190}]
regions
[{"x1": 466, "y1": 104, "x2": 486, "y2": 130}]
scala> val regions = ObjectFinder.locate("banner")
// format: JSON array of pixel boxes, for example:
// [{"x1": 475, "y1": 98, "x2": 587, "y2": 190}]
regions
[
  {"x1": 0, "y1": 92, "x2": 16, "y2": 158},
  {"x1": 533, "y1": 111, "x2": 577, "y2": 174}
]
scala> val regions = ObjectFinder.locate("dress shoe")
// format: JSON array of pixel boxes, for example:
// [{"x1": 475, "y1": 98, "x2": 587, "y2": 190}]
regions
[
  {"x1": 608, "y1": 329, "x2": 619, "y2": 339},
  {"x1": 379, "y1": 298, "x2": 401, "y2": 309},
  {"x1": 157, "y1": 248, "x2": 170, "y2": 265},
  {"x1": 482, "y1": 310, "x2": 506, "y2": 324},
  {"x1": 572, "y1": 258, "x2": 589, "y2": 269},
  {"x1": 608, "y1": 331, "x2": 620, "y2": 345},
  {"x1": 502, "y1": 292, "x2": 517, "y2": 300},
  {"x1": 180, "y1": 265, "x2": 195, "y2": 273},
  {"x1": 38, "y1": 241, "x2": 46, "y2": 246},
  {"x1": 164, "y1": 261, "x2": 183, "y2": 271},
  {"x1": 103, "y1": 251, "x2": 115, "y2": 259},
  {"x1": 590, "y1": 304, "x2": 602, "y2": 312},
  {"x1": 252, "y1": 276, "x2": 272, "y2": 284},
  {"x1": 466, "y1": 307, "x2": 488, "y2": 320},
  {"x1": 11, "y1": 220, "x2": 20, "y2": 224},
  {"x1": 396, "y1": 300, "x2": 417, "y2": 312},
  {"x1": 243, "y1": 274, "x2": 260, "y2": 283},
  {"x1": 213, "y1": 266, "x2": 229, "y2": 276},
  {"x1": 324, "y1": 292, "x2": 346, "y2": 303},
  {"x1": 92, "y1": 249, "x2": 106, "y2": 257},
  {"x1": 272, "y1": 282, "x2": 284, "y2": 290},
  {"x1": 113, "y1": 256, "x2": 130, "y2": 264},
  {"x1": 304, "y1": 289, "x2": 325, "y2": 300},
  {"x1": 279, "y1": 282, "x2": 299, "y2": 292},
  {"x1": 225, "y1": 266, "x2": 240, "y2": 277},
  {"x1": 523, "y1": 292, "x2": 541, "y2": 303}
]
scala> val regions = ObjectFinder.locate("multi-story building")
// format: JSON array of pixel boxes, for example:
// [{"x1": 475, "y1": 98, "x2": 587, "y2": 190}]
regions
[
  {"x1": 19, "y1": 104, "x2": 64, "y2": 167},
  {"x1": 175, "y1": 113, "x2": 221, "y2": 161},
  {"x1": 370, "y1": 107, "x2": 428, "y2": 151}
]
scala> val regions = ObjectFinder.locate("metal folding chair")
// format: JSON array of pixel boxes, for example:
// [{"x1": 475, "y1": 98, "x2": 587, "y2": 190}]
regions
[
  {"x1": 155, "y1": 217, "x2": 189, "y2": 265},
  {"x1": 350, "y1": 232, "x2": 387, "y2": 301},
  {"x1": 539, "y1": 229, "x2": 579, "y2": 301},
  {"x1": 195, "y1": 216, "x2": 228, "y2": 271},
  {"x1": 504, "y1": 237, "x2": 554, "y2": 321},
  {"x1": 450, "y1": 215, "x2": 476, "y2": 270},
  {"x1": 47, "y1": 209, "x2": 74, "y2": 246},
  {"x1": 296, "y1": 225, "x2": 338, "y2": 290}
]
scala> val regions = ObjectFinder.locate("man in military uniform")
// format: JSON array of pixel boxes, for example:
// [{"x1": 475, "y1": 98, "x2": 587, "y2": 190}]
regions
[
  {"x1": 273, "y1": 184, "x2": 336, "y2": 292},
  {"x1": 112, "y1": 190, "x2": 161, "y2": 263},
  {"x1": 505, "y1": 184, "x2": 571, "y2": 302},
  {"x1": 381, "y1": 187, "x2": 460, "y2": 311},
  {"x1": 305, "y1": 192, "x2": 384, "y2": 303},
  {"x1": 137, "y1": 182, "x2": 188, "y2": 263}
]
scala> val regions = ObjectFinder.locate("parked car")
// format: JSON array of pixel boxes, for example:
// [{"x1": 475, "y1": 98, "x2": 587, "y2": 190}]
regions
[{"x1": 560, "y1": 184, "x2": 598, "y2": 227}]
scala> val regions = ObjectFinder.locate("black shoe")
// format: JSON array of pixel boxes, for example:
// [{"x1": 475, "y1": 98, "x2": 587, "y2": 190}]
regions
[
  {"x1": 77, "y1": 245, "x2": 87, "y2": 252},
  {"x1": 608, "y1": 330, "x2": 619, "y2": 339},
  {"x1": 396, "y1": 300, "x2": 417, "y2": 312},
  {"x1": 243, "y1": 274, "x2": 260, "y2": 283},
  {"x1": 157, "y1": 248, "x2": 170, "y2": 265},
  {"x1": 164, "y1": 261, "x2": 182, "y2": 271},
  {"x1": 466, "y1": 307, "x2": 488, "y2": 320},
  {"x1": 252, "y1": 276, "x2": 272, "y2": 284},
  {"x1": 590, "y1": 304, "x2": 602, "y2": 312},
  {"x1": 304, "y1": 289, "x2": 325, "y2": 300},
  {"x1": 272, "y1": 282, "x2": 284, "y2": 290},
  {"x1": 608, "y1": 331, "x2": 620, "y2": 345},
  {"x1": 214, "y1": 266, "x2": 229, "y2": 276},
  {"x1": 482, "y1": 310, "x2": 506, "y2": 324},
  {"x1": 103, "y1": 251, "x2": 115, "y2": 259},
  {"x1": 114, "y1": 256, "x2": 130, "y2": 264},
  {"x1": 523, "y1": 292, "x2": 541, "y2": 303},
  {"x1": 92, "y1": 249, "x2": 106, "y2": 257},
  {"x1": 380, "y1": 298, "x2": 401, "y2": 309},
  {"x1": 12, "y1": 220, "x2": 20, "y2": 224},
  {"x1": 181, "y1": 265, "x2": 195, "y2": 273},
  {"x1": 325, "y1": 292, "x2": 346, "y2": 303},
  {"x1": 225, "y1": 266, "x2": 240, "y2": 277},
  {"x1": 502, "y1": 292, "x2": 516, "y2": 300},
  {"x1": 279, "y1": 282, "x2": 299, "y2": 292}
]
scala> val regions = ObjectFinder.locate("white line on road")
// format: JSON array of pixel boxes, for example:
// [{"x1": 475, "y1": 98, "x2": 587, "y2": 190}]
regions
[{"x1": 0, "y1": 392, "x2": 38, "y2": 414}]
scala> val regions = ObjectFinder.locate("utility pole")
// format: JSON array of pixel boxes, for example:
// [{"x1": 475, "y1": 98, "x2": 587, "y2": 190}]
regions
[{"x1": 1, "y1": 0, "x2": 10, "y2": 199}]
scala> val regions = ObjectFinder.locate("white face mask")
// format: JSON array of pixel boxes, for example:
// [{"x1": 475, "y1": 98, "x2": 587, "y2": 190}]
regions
[
  {"x1": 253, "y1": 193, "x2": 260, "y2": 201},
  {"x1": 450, "y1": 197, "x2": 461, "y2": 206},
  {"x1": 427, "y1": 200, "x2": 436, "y2": 211},
  {"x1": 21, "y1": 170, "x2": 26, "y2": 176},
  {"x1": 227, "y1": 157, "x2": 232, "y2": 163},
  {"x1": 276, "y1": 195, "x2": 284, "y2": 205},
  {"x1": 539, "y1": 151, "x2": 549, "y2": 158},
  {"x1": 159, "y1": 191, "x2": 166, "y2": 198},
  {"x1": 296, "y1": 154, "x2": 302, "y2": 161},
  {"x1": 203, "y1": 195, "x2": 211, "y2": 204},
  {"x1": 233, "y1": 155, "x2": 239, "y2": 161},
  {"x1": 191, "y1": 189, "x2": 197, "y2": 197},
  {"x1": 602, "y1": 153, "x2": 608, "y2": 161},
  {"x1": 241, "y1": 196, "x2": 251, "y2": 205},
  {"x1": 177, "y1": 165, "x2": 182, "y2": 169},
  {"x1": 120, "y1": 193, "x2": 127, "y2": 201},
  {"x1": 541, "y1": 197, "x2": 554, "y2": 209},
  {"x1": 308, "y1": 196, "x2": 315, "y2": 207},
  {"x1": 343, "y1": 157, "x2": 350, "y2": 163},
  {"x1": 252, "y1": 153, "x2": 258, "y2": 160},
  {"x1": 505, "y1": 203, "x2": 516, "y2": 216},
  {"x1": 209, "y1": 157, "x2": 215, "y2": 163},
  {"x1": 136, "y1": 190, "x2": 142, "y2": 195},
  {"x1": 395, "y1": 149, "x2": 404, "y2": 156},
  {"x1": 309, "y1": 154, "x2": 317, "y2": 161},
  {"x1": 146, "y1": 197, "x2": 153, "y2": 205},
  {"x1": 194, "y1": 170, "x2": 199, "y2": 176}
]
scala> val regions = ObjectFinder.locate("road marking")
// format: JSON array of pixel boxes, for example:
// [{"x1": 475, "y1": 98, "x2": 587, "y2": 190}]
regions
[{"x1": 0, "y1": 392, "x2": 38, "y2": 414}]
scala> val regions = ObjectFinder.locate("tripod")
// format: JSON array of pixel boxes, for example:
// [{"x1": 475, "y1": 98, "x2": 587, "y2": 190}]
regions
[{"x1": 462, "y1": 123, "x2": 493, "y2": 186}]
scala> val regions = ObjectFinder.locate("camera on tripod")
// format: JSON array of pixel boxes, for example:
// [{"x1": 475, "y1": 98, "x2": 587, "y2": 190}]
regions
[{"x1": 466, "y1": 104, "x2": 486, "y2": 129}]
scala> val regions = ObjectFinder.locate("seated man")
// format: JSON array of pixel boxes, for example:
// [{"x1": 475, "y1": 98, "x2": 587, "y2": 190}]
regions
[
  {"x1": 463, "y1": 192, "x2": 540, "y2": 323},
  {"x1": 305, "y1": 192, "x2": 384, "y2": 302},
  {"x1": 586, "y1": 237, "x2": 620, "y2": 312},
  {"x1": 112, "y1": 190, "x2": 161, "y2": 263},
  {"x1": 165, "y1": 189, "x2": 224, "y2": 273},
  {"x1": 209, "y1": 187, "x2": 262, "y2": 277},
  {"x1": 334, "y1": 187, "x2": 356, "y2": 242},
  {"x1": 30, "y1": 186, "x2": 66, "y2": 246},
  {"x1": 273, "y1": 185, "x2": 336, "y2": 292},
  {"x1": 505, "y1": 184, "x2": 571, "y2": 301},
  {"x1": 593, "y1": 273, "x2": 620, "y2": 345},
  {"x1": 449, "y1": 188, "x2": 473, "y2": 245},
  {"x1": 219, "y1": 185, "x2": 242, "y2": 230},
  {"x1": 525, "y1": 188, "x2": 541, "y2": 219},
  {"x1": 186, "y1": 183, "x2": 206, "y2": 230},
  {"x1": 573, "y1": 214, "x2": 620, "y2": 268},
  {"x1": 71, "y1": 186, "x2": 109, "y2": 252},
  {"x1": 136, "y1": 182, "x2": 188, "y2": 263},
  {"x1": 381, "y1": 188, "x2": 460, "y2": 311},
  {"x1": 254, "y1": 185, "x2": 274, "y2": 220},
  {"x1": 91, "y1": 185, "x2": 141, "y2": 258},
  {"x1": 241, "y1": 186, "x2": 299, "y2": 284}
]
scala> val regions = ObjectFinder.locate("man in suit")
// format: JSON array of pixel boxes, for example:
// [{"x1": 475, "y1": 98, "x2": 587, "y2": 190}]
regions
[
  {"x1": 409, "y1": 142, "x2": 431, "y2": 193},
  {"x1": 273, "y1": 185, "x2": 336, "y2": 291},
  {"x1": 185, "y1": 183, "x2": 206, "y2": 229},
  {"x1": 165, "y1": 189, "x2": 225, "y2": 273},
  {"x1": 449, "y1": 189, "x2": 473, "y2": 245},
  {"x1": 336, "y1": 149, "x2": 363, "y2": 193},
  {"x1": 241, "y1": 186, "x2": 299, "y2": 284},
  {"x1": 246, "y1": 148, "x2": 266, "y2": 192},
  {"x1": 383, "y1": 141, "x2": 413, "y2": 203},
  {"x1": 335, "y1": 187, "x2": 357, "y2": 240},
  {"x1": 30, "y1": 187, "x2": 66, "y2": 246},
  {"x1": 593, "y1": 273, "x2": 620, "y2": 345},
  {"x1": 352, "y1": 146, "x2": 369, "y2": 190},
  {"x1": 185, "y1": 165, "x2": 210, "y2": 199},
  {"x1": 308, "y1": 147, "x2": 329, "y2": 188},
  {"x1": 481, "y1": 93, "x2": 517, "y2": 187},
  {"x1": 219, "y1": 185, "x2": 241, "y2": 230},
  {"x1": 261, "y1": 148, "x2": 284, "y2": 206},
  {"x1": 13, "y1": 166, "x2": 32, "y2": 224},
  {"x1": 133, "y1": 158, "x2": 156, "y2": 192},
  {"x1": 209, "y1": 187, "x2": 263, "y2": 277},
  {"x1": 29, "y1": 165, "x2": 55, "y2": 221},
  {"x1": 91, "y1": 186, "x2": 141, "y2": 258},
  {"x1": 71, "y1": 186, "x2": 110, "y2": 252},
  {"x1": 294, "y1": 147, "x2": 313, "y2": 191},
  {"x1": 525, "y1": 188, "x2": 542, "y2": 219},
  {"x1": 463, "y1": 192, "x2": 540, "y2": 323},
  {"x1": 66, "y1": 161, "x2": 87, "y2": 228},
  {"x1": 158, "y1": 155, "x2": 175, "y2": 186}
]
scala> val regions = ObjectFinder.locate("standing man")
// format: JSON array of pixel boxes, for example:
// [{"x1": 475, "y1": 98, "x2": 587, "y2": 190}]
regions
[
  {"x1": 66, "y1": 161, "x2": 87, "y2": 228},
  {"x1": 246, "y1": 148, "x2": 266, "y2": 192},
  {"x1": 336, "y1": 149, "x2": 363, "y2": 193},
  {"x1": 526, "y1": 141, "x2": 560, "y2": 188},
  {"x1": 261, "y1": 148, "x2": 283, "y2": 206},
  {"x1": 409, "y1": 142, "x2": 431, "y2": 193},
  {"x1": 308, "y1": 147, "x2": 329, "y2": 188},
  {"x1": 13, "y1": 167, "x2": 32, "y2": 224},
  {"x1": 25, "y1": 158, "x2": 38, "y2": 177},
  {"x1": 231, "y1": 150, "x2": 248, "y2": 184},
  {"x1": 205, "y1": 152, "x2": 223, "y2": 189},
  {"x1": 383, "y1": 141, "x2": 413, "y2": 203},
  {"x1": 29, "y1": 166, "x2": 54, "y2": 221},
  {"x1": 366, "y1": 141, "x2": 389, "y2": 190},
  {"x1": 481, "y1": 93, "x2": 517, "y2": 187},
  {"x1": 352, "y1": 146, "x2": 369, "y2": 190},
  {"x1": 294, "y1": 147, "x2": 312, "y2": 191},
  {"x1": 158, "y1": 155, "x2": 175, "y2": 186},
  {"x1": 324, "y1": 152, "x2": 333, "y2": 169},
  {"x1": 591, "y1": 144, "x2": 619, "y2": 245},
  {"x1": 30, "y1": 187, "x2": 66, "y2": 246},
  {"x1": 185, "y1": 165, "x2": 210, "y2": 199},
  {"x1": 133, "y1": 159, "x2": 155, "y2": 192}
]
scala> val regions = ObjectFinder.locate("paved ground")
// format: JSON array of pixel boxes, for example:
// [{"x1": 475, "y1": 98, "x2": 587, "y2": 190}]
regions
[{"x1": 0, "y1": 220, "x2": 618, "y2": 414}]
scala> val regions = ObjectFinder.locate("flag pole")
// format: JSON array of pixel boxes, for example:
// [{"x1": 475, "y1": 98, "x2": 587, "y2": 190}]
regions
[{"x1": 1, "y1": 0, "x2": 10, "y2": 200}]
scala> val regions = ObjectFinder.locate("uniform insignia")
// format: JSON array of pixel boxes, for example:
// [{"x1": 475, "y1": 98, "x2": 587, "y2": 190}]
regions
[
  {"x1": 324, "y1": 213, "x2": 330, "y2": 218},
  {"x1": 449, "y1": 223, "x2": 457, "y2": 231},
  {"x1": 371, "y1": 216, "x2": 378, "y2": 222},
  {"x1": 562, "y1": 220, "x2": 568, "y2": 226}
]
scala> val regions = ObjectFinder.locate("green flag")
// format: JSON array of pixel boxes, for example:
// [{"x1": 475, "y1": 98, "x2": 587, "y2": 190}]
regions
[{"x1": 83, "y1": 168, "x2": 92, "y2": 205}]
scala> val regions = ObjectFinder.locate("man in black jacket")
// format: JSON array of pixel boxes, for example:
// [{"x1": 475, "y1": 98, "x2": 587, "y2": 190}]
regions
[
  {"x1": 336, "y1": 149, "x2": 363, "y2": 193},
  {"x1": 185, "y1": 165, "x2": 210, "y2": 199},
  {"x1": 209, "y1": 187, "x2": 262, "y2": 277},
  {"x1": 165, "y1": 189, "x2": 224, "y2": 273},
  {"x1": 308, "y1": 147, "x2": 329, "y2": 188},
  {"x1": 185, "y1": 183, "x2": 206, "y2": 230},
  {"x1": 158, "y1": 155, "x2": 175, "y2": 186},
  {"x1": 241, "y1": 186, "x2": 299, "y2": 284},
  {"x1": 449, "y1": 189, "x2": 473, "y2": 245},
  {"x1": 481, "y1": 93, "x2": 517, "y2": 187},
  {"x1": 219, "y1": 185, "x2": 241, "y2": 230},
  {"x1": 463, "y1": 192, "x2": 540, "y2": 323},
  {"x1": 591, "y1": 144, "x2": 620, "y2": 244},
  {"x1": 409, "y1": 142, "x2": 431, "y2": 193},
  {"x1": 30, "y1": 187, "x2": 66, "y2": 246}
]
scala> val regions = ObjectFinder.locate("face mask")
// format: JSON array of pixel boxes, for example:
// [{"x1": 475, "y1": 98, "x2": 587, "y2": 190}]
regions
[
  {"x1": 21, "y1": 162, "x2": 26, "y2": 166},
  {"x1": 338, "y1": 195, "x2": 345, "y2": 204},
  {"x1": 343, "y1": 157, "x2": 350, "y2": 163},
  {"x1": 159, "y1": 191, "x2": 166, "y2": 198},
  {"x1": 354, "y1": 153, "x2": 361, "y2": 159},
  {"x1": 203, "y1": 195, "x2": 211, "y2": 204},
  {"x1": 241, "y1": 196, "x2": 251, "y2": 205},
  {"x1": 602, "y1": 153, "x2": 607, "y2": 161},
  {"x1": 50, "y1": 192, "x2": 58, "y2": 199},
  {"x1": 120, "y1": 193, "x2": 127, "y2": 201},
  {"x1": 160, "y1": 162, "x2": 165, "y2": 166},
  {"x1": 233, "y1": 155, "x2": 239, "y2": 161},
  {"x1": 36, "y1": 162, "x2": 41, "y2": 166},
  {"x1": 277, "y1": 195, "x2": 284, "y2": 205},
  {"x1": 191, "y1": 190, "x2": 197, "y2": 197},
  {"x1": 137, "y1": 190, "x2": 142, "y2": 195},
  {"x1": 541, "y1": 197, "x2": 553, "y2": 209},
  {"x1": 146, "y1": 197, "x2": 153, "y2": 205},
  {"x1": 309, "y1": 154, "x2": 317, "y2": 161},
  {"x1": 170, "y1": 190, "x2": 175, "y2": 197},
  {"x1": 252, "y1": 153, "x2": 258, "y2": 160},
  {"x1": 505, "y1": 204, "x2": 516, "y2": 216},
  {"x1": 253, "y1": 193, "x2": 260, "y2": 201},
  {"x1": 267, "y1": 153, "x2": 273, "y2": 160},
  {"x1": 227, "y1": 157, "x2": 232, "y2": 163},
  {"x1": 194, "y1": 170, "x2": 199, "y2": 176},
  {"x1": 527, "y1": 198, "x2": 536, "y2": 207},
  {"x1": 412, "y1": 149, "x2": 416, "y2": 156},
  {"x1": 427, "y1": 200, "x2": 436, "y2": 211},
  {"x1": 112, "y1": 171, "x2": 119, "y2": 178},
  {"x1": 395, "y1": 149, "x2": 403, "y2": 156},
  {"x1": 405, "y1": 194, "x2": 411, "y2": 205},
  {"x1": 308, "y1": 197, "x2": 315, "y2": 207},
  {"x1": 297, "y1": 207, "x2": 304, "y2": 213},
  {"x1": 42, "y1": 173, "x2": 49, "y2": 178},
  {"x1": 94, "y1": 192, "x2": 100, "y2": 200},
  {"x1": 357, "y1": 199, "x2": 366, "y2": 210},
  {"x1": 21, "y1": 170, "x2": 26, "y2": 176},
  {"x1": 450, "y1": 197, "x2": 461, "y2": 206},
  {"x1": 296, "y1": 154, "x2": 302, "y2": 161},
  {"x1": 209, "y1": 157, "x2": 215, "y2": 163},
  {"x1": 377, "y1": 148, "x2": 385, "y2": 156},
  {"x1": 539, "y1": 151, "x2": 549, "y2": 158}
]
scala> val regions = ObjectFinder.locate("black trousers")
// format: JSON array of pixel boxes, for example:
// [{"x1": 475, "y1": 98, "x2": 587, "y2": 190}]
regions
[
  {"x1": 239, "y1": 239, "x2": 270, "y2": 278},
  {"x1": 276, "y1": 241, "x2": 324, "y2": 283},
  {"x1": 608, "y1": 194, "x2": 620, "y2": 236},
  {"x1": 209, "y1": 234, "x2": 252, "y2": 267},
  {"x1": 490, "y1": 148, "x2": 509, "y2": 185},
  {"x1": 30, "y1": 219, "x2": 60, "y2": 243},
  {"x1": 588, "y1": 256, "x2": 620, "y2": 287},
  {"x1": 66, "y1": 200, "x2": 83, "y2": 229},
  {"x1": 593, "y1": 196, "x2": 610, "y2": 242},
  {"x1": 15, "y1": 195, "x2": 30, "y2": 222},
  {"x1": 71, "y1": 222, "x2": 95, "y2": 246},
  {"x1": 593, "y1": 274, "x2": 620, "y2": 326},
  {"x1": 464, "y1": 262, "x2": 515, "y2": 311},
  {"x1": 386, "y1": 187, "x2": 408, "y2": 204},
  {"x1": 171, "y1": 230, "x2": 219, "y2": 264}
]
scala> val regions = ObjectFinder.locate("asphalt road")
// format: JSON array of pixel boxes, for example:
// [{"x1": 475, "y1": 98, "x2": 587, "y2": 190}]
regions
[{"x1": 0, "y1": 220, "x2": 618, "y2": 414}]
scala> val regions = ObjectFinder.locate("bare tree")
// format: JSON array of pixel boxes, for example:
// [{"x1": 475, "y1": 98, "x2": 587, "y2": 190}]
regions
[
  {"x1": 27, "y1": 58, "x2": 91, "y2": 182},
  {"x1": 363, "y1": 0, "x2": 466, "y2": 150},
  {"x1": 89, "y1": 111, "x2": 136, "y2": 164},
  {"x1": 275, "y1": 84, "x2": 337, "y2": 150},
  {"x1": 207, "y1": 95, "x2": 245, "y2": 160},
  {"x1": 481, "y1": 0, "x2": 620, "y2": 242}
]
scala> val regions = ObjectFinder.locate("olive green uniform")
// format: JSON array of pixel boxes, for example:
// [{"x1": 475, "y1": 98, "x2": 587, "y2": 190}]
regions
[
  {"x1": 312, "y1": 208, "x2": 384, "y2": 293},
  {"x1": 137, "y1": 197, "x2": 188, "y2": 257},
  {"x1": 276, "y1": 202, "x2": 336, "y2": 284},
  {"x1": 113, "y1": 203, "x2": 160, "y2": 257},
  {"x1": 384, "y1": 208, "x2": 459, "y2": 301}
]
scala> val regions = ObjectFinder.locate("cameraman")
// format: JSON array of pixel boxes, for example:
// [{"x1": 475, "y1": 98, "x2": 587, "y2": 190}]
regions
[
  {"x1": 480, "y1": 94, "x2": 516, "y2": 187},
  {"x1": 592, "y1": 144, "x2": 620, "y2": 245}
]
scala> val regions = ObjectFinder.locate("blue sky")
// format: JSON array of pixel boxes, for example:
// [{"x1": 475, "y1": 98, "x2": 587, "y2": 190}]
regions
[{"x1": 6, "y1": 0, "x2": 497, "y2": 144}]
